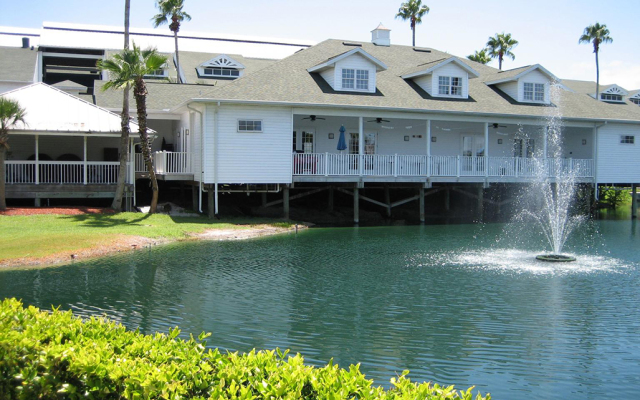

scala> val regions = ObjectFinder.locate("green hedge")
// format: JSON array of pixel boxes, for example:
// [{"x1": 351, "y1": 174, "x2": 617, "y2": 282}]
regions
[{"x1": 0, "y1": 298, "x2": 490, "y2": 400}]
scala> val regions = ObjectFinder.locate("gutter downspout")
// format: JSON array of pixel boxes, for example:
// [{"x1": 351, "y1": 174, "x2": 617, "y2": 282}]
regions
[
  {"x1": 593, "y1": 121, "x2": 607, "y2": 201},
  {"x1": 187, "y1": 104, "x2": 204, "y2": 213}
]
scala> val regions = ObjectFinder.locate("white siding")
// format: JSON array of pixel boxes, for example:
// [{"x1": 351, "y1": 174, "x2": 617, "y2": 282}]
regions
[
  {"x1": 497, "y1": 81, "x2": 518, "y2": 101},
  {"x1": 319, "y1": 69, "x2": 335, "y2": 88},
  {"x1": 414, "y1": 75, "x2": 433, "y2": 96},
  {"x1": 204, "y1": 104, "x2": 293, "y2": 184},
  {"x1": 334, "y1": 53, "x2": 377, "y2": 93},
  {"x1": 596, "y1": 123, "x2": 640, "y2": 184},
  {"x1": 431, "y1": 63, "x2": 470, "y2": 98},
  {"x1": 176, "y1": 111, "x2": 202, "y2": 182},
  {"x1": 517, "y1": 70, "x2": 550, "y2": 104}
]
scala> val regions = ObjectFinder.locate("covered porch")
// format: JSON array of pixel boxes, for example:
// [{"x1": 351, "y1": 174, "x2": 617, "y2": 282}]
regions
[{"x1": 291, "y1": 114, "x2": 595, "y2": 183}]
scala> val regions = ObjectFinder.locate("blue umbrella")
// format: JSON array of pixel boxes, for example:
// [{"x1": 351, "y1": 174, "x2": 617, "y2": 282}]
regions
[{"x1": 337, "y1": 125, "x2": 347, "y2": 151}]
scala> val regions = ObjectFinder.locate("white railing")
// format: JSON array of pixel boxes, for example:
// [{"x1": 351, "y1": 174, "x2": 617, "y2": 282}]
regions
[
  {"x1": 5, "y1": 161, "x2": 121, "y2": 185},
  {"x1": 136, "y1": 152, "x2": 192, "y2": 175},
  {"x1": 292, "y1": 154, "x2": 595, "y2": 179}
]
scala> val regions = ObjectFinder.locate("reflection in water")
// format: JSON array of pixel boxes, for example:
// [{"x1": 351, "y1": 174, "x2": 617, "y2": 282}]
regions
[{"x1": 0, "y1": 221, "x2": 639, "y2": 399}]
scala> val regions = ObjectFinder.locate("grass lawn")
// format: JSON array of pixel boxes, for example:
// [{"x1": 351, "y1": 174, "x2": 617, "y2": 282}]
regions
[{"x1": 0, "y1": 213, "x2": 292, "y2": 261}]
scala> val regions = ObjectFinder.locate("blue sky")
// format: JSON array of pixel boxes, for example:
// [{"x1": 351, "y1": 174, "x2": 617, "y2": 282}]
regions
[{"x1": 2, "y1": 0, "x2": 639, "y2": 88}]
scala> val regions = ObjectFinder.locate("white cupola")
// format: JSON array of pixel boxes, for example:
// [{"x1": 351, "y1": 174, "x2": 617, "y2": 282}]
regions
[{"x1": 371, "y1": 23, "x2": 391, "y2": 47}]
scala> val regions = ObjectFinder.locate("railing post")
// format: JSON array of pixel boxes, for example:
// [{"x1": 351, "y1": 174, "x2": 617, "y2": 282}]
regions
[
  {"x1": 35, "y1": 134, "x2": 39, "y2": 185},
  {"x1": 485, "y1": 156, "x2": 489, "y2": 178},
  {"x1": 456, "y1": 155, "x2": 460, "y2": 178},
  {"x1": 569, "y1": 158, "x2": 573, "y2": 175},
  {"x1": 325, "y1": 152, "x2": 329, "y2": 176},
  {"x1": 359, "y1": 154, "x2": 363, "y2": 177},
  {"x1": 426, "y1": 155, "x2": 431, "y2": 178},
  {"x1": 515, "y1": 157, "x2": 519, "y2": 178},
  {"x1": 394, "y1": 154, "x2": 398, "y2": 177}
]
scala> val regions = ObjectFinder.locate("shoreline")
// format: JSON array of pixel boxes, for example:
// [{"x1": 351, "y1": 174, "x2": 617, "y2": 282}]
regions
[{"x1": 0, "y1": 224, "x2": 305, "y2": 270}]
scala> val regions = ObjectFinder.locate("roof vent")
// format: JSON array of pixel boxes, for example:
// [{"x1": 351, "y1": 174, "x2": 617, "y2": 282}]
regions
[
  {"x1": 413, "y1": 47, "x2": 431, "y2": 53},
  {"x1": 343, "y1": 42, "x2": 362, "y2": 47},
  {"x1": 371, "y1": 23, "x2": 390, "y2": 47},
  {"x1": 21, "y1": 37, "x2": 30, "y2": 49}
]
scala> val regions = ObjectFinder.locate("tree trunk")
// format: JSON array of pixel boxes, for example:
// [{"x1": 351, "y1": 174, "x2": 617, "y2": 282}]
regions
[
  {"x1": 174, "y1": 30, "x2": 181, "y2": 83},
  {"x1": 595, "y1": 50, "x2": 600, "y2": 100},
  {"x1": 499, "y1": 52, "x2": 503, "y2": 70},
  {"x1": 134, "y1": 79, "x2": 159, "y2": 213},
  {"x1": 111, "y1": 0, "x2": 131, "y2": 211},
  {"x1": 411, "y1": 17, "x2": 416, "y2": 47},
  {"x1": 0, "y1": 146, "x2": 6, "y2": 211}
]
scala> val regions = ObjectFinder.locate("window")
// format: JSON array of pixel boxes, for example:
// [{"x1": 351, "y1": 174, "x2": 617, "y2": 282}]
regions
[
  {"x1": 238, "y1": 120, "x2": 262, "y2": 132},
  {"x1": 292, "y1": 131, "x2": 297, "y2": 152},
  {"x1": 145, "y1": 68, "x2": 166, "y2": 78},
  {"x1": 356, "y1": 70, "x2": 369, "y2": 90},
  {"x1": 203, "y1": 67, "x2": 240, "y2": 77},
  {"x1": 342, "y1": 69, "x2": 354, "y2": 89},
  {"x1": 302, "y1": 131, "x2": 314, "y2": 153},
  {"x1": 601, "y1": 93, "x2": 623, "y2": 101},
  {"x1": 524, "y1": 83, "x2": 545, "y2": 101},
  {"x1": 631, "y1": 98, "x2": 640, "y2": 105},
  {"x1": 438, "y1": 76, "x2": 462, "y2": 96},
  {"x1": 620, "y1": 135, "x2": 635, "y2": 144}
]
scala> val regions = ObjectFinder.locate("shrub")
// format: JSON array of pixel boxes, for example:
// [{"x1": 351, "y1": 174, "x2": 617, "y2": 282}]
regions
[{"x1": 0, "y1": 298, "x2": 490, "y2": 400}]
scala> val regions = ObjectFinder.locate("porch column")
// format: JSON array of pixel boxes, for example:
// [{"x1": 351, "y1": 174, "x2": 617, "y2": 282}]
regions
[
  {"x1": 83, "y1": 136, "x2": 88, "y2": 185},
  {"x1": 484, "y1": 122, "x2": 489, "y2": 177},
  {"x1": 632, "y1": 184, "x2": 637, "y2": 219},
  {"x1": 353, "y1": 186, "x2": 360, "y2": 224},
  {"x1": 35, "y1": 134, "x2": 39, "y2": 185},
  {"x1": 426, "y1": 120, "x2": 431, "y2": 177},
  {"x1": 283, "y1": 185, "x2": 290, "y2": 220},
  {"x1": 358, "y1": 117, "x2": 364, "y2": 176}
]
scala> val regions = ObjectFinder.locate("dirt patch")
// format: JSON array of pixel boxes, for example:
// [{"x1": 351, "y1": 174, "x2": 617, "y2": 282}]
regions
[
  {"x1": 195, "y1": 224, "x2": 306, "y2": 241},
  {"x1": 0, "y1": 207, "x2": 115, "y2": 216}
]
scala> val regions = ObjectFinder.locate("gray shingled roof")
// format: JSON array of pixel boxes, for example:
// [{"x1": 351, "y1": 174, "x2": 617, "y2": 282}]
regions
[
  {"x1": 0, "y1": 46, "x2": 37, "y2": 82},
  {"x1": 94, "y1": 80, "x2": 217, "y2": 111},
  {"x1": 52, "y1": 80, "x2": 87, "y2": 90},
  {"x1": 104, "y1": 49, "x2": 276, "y2": 86},
  {"x1": 192, "y1": 39, "x2": 640, "y2": 123},
  {"x1": 561, "y1": 79, "x2": 616, "y2": 95}
]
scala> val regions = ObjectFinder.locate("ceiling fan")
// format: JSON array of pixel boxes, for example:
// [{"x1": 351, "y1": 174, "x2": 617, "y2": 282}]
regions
[
  {"x1": 301, "y1": 115, "x2": 325, "y2": 121},
  {"x1": 491, "y1": 123, "x2": 509, "y2": 135},
  {"x1": 368, "y1": 118, "x2": 390, "y2": 123}
]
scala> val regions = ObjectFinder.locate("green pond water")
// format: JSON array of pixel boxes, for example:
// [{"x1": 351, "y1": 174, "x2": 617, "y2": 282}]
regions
[{"x1": 1, "y1": 220, "x2": 639, "y2": 399}]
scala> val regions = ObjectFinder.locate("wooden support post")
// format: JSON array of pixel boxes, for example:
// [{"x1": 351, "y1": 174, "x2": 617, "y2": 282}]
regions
[
  {"x1": 353, "y1": 186, "x2": 360, "y2": 224},
  {"x1": 328, "y1": 186, "x2": 334, "y2": 212},
  {"x1": 34, "y1": 197, "x2": 41, "y2": 207},
  {"x1": 477, "y1": 185, "x2": 484, "y2": 222},
  {"x1": 384, "y1": 185, "x2": 391, "y2": 217},
  {"x1": 632, "y1": 184, "x2": 637, "y2": 219},
  {"x1": 207, "y1": 188, "x2": 215, "y2": 219},
  {"x1": 283, "y1": 186, "x2": 290, "y2": 220},
  {"x1": 261, "y1": 192, "x2": 267, "y2": 207},
  {"x1": 445, "y1": 187, "x2": 450, "y2": 211},
  {"x1": 419, "y1": 186, "x2": 425, "y2": 223},
  {"x1": 192, "y1": 185, "x2": 199, "y2": 212}
]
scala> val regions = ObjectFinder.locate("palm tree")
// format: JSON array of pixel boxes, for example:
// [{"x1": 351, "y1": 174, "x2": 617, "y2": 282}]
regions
[
  {"x1": 152, "y1": 0, "x2": 191, "y2": 84},
  {"x1": 486, "y1": 33, "x2": 518, "y2": 70},
  {"x1": 395, "y1": 0, "x2": 430, "y2": 47},
  {"x1": 112, "y1": 0, "x2": 132, "y2": 211},
  {"x1": 579, "y1": 22, "x2": 613, "y2": 100},
  {"x1": 467, "y1": 49, "x2": 491, "y2": 65},
  {"x1": 0, "y1": 97, "x2": 26, "y2": 211},
  {"x1": 98, "y1": 43, "x2": 168, "y2": 213}
]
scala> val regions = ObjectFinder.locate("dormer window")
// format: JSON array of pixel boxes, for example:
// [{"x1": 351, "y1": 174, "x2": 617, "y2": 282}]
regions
[
  {"x1": 438, "y1": 76, "x2": 462, "y2": 96},
  {"x1": 401, "y1": 57, "x2": 479, "y2": 100},
  {"x1": 601, "y1": 93, "x2": 623, "y2": 102},
  {"x1": 631, "y1": 98, "x2": 640, "y2": 105},
  {"x1": 524, "y1": 83, "x2": 545, "y2": 102},
  {"x1": 307, "y1": 47, "x2": 387, "y2": 94},
  {"x1": 144, "y1": 65, "x2": 168, "y2": 78},
  {"x1": 197, "y1": 54, "x2": 245, "y2": 79},
  {"x1": 203, "y1": 67, "x2": 240, "y2": 77}
]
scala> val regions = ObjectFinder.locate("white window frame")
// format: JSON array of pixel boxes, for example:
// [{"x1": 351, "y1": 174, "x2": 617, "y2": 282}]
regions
[
  {"x1": 356, "y1": 70, "x2": 369, "y2": 90},
  {"x1": 438, "y1": 76, "x2": 463, "y2": 96},
  {"x1": 144, "y1": 68, "x2": 168, "y2": 78},
  {"x1": 620, "y1": 135, "x2": 635, "y2": 144},
  {"x1": 342, "y1": 68, "x2": 355, "y2": 89},
  {"x1": 203, "y1": 67, "x2": 240, "y2": 78},
  {"x1": 237, "y1": 120, "x2": 263, "y2": 133},
  {"x1": 523, "y1": 82, "x2": 545, "y2": 102},
  {"x1": 601, "y1": 93, "x2": 624, "y2": 102}
]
